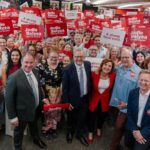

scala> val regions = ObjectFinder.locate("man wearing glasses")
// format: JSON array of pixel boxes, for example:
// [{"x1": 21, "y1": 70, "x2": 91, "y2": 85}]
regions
[
  {"x1": 62, "y1": 49, "x2": 91, "y2": 146},
  {"x1": 109, "y1": 47, "x2": 141, "y2": 150}
]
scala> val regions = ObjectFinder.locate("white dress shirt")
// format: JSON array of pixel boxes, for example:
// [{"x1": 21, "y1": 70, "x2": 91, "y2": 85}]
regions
[
  {"x1": 137, "y1": 90, "x2": 150, "y2": 127},
  {"x1": 75, "y1": 63, "x2": 87, "y2": 96},
  {"x1": 24, "y1": 71, "x2": 39, "y2": 106}
]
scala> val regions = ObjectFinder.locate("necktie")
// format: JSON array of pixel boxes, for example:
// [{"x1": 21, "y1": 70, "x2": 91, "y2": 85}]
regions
[
  {"x1": 27, "y1": 73, "x2": 39, "y2": 107},
  {"x1": 79, "y1": 67, "x2": 84, "y2": 97}
]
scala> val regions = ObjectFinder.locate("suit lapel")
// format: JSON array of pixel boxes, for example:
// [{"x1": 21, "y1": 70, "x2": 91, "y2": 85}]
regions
[
  {"x1": 142, "y1": 94, "x2": 150, "y2": 122},
  {"x1": 134, "y1": 89, "x2": 140, "y2": 118},
  {"x1": 72, "y1": 63, "x2": 80, "y2": 88}
]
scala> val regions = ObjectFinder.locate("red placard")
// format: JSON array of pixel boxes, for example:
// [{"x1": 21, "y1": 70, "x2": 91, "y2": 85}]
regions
[
  {"x1": 21, "y1": 25, "x2": 44, "y2": 41},
  {"x1": 127, "y1": 26, "x2": 150, "y2": 47},
  {"x1": 22, "y1": 7, "x2": 41, "y2": 16},
  {"x1": 90, "y1": 22, "x2": 102, "y2": 33},
  {"x1": 46, "y1": 23, "x2": 67, "y2": 37},
  {"x1": 75, "y1": 19, "x2": 88, "y2": 28},
  {"x1": 45, "y1": 9, "x2": 60, "y2": 19},
  {"x1": 67, "y1": 19, "x2": 76, "y2": 30},
  {"x1": 127, "y1": 14, "x2": 144, "y2": 26},
  {"x1": 12, "y1": 18, "x2": 20, "y2": 30},
  {"x1": 84, "y1": 10, "x2": 94, "y2": 18},
  {"x1": 0, "y1": 19, "x2": 13, "y2": 35}
]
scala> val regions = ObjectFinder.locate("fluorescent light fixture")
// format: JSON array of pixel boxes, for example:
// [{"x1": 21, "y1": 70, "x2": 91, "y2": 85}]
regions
[
  {"x1": 118, "y1": 2, "x2": 150, "y2": 9},
  {"x1": 92, "y1": 0, "x2": 112, "y2": 5}
]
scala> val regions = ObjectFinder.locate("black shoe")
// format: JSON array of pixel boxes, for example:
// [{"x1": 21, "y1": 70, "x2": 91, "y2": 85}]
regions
[
  {"x1": 52, "y1": 130, "x2": 58, "y2": 139},
  {"x1": 33, "y1": 139, "x2": 47, "y2": 149},
  {"x1": 66, "y1": 133, "x2": 73, "y2": 143},
  {"x1": 77, "y1": 136, "x2": 89, "y2": 147}
]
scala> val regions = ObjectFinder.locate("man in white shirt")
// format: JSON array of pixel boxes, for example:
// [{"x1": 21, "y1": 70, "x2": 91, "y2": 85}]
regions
[
  {"x1": 125, "y1": 70, "x2": 150, "y2": 150},
  {"x1": 62, "y1": 49, "x2": 91, "y2": 146}
]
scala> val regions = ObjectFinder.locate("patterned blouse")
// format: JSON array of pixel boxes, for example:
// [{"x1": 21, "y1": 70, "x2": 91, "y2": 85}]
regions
[{"x1": 37, "y1": 60, "x2": 63, "y2": 97}]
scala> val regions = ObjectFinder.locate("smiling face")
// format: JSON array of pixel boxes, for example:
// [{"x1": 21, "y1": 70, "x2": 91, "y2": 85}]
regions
[
  {"x1": 11, "y1": 51, "x2": 21, "y2": 64},
  {"x1": 64, "y1": 44, "x2": 72, "y2": 51},
  {"x1": 22, "y1": 54, "x2": 35, "y2": 73},
  {"x1": 139, "y1": 73, "x2": 150, "y2": 93},
  {"x1": 136, "y1": 53, "x2": 145, "y2": 64},
  {"x1": 74, "y1": 50, "x2": 84, "y2": 66},
  {"x1": 101, "y1": 62, "x2": 113, "y2": 75},
  {"x1": 121, "y1": 49, "x2": 133, "y2": 68},
  {"x1": 48, "y1": 51, "x2": 59, "y2": 65}
]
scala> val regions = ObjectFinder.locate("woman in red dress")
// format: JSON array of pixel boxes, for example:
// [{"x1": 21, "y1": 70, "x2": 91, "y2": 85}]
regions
[
  {"x1": 88, "y1": 59, "x2": 116, "y2": 144},
  {"x1": 2, "y1": 48, "x2": 22, "y2": 136}
]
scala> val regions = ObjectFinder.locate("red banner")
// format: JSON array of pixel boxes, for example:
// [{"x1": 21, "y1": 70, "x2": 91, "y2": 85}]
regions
[
  {"x1": 84, "y1": 10, "x2": 94, "y2": 18},
  {"x1": 46, "y1": 23, "x2": 67, "y2": 37},
  {"x1": 127, "y1": 14, "x2": 144, "y2": 26},
  {"x1": 22, "y1": 7, "x2": 41, "y2": 16},
  {"x1": 127, "y1": 26, "x2": 150, "y2": 47},
  {"x1": 90, "y1": 22, "x2": 102, "y2": 33},
  {"x1": 67, "y1": 20, "x2": 76, "y2": 30},
  {"x1": 45, "y1": 9, "x2": 60, "y2": 19},
  {"x1": 75, "y1": 19, "x2": 88, "y2": 28},
  {"x1": 0, "y1": 19, "x2": 13, "y2": 35},
  {"x1": 43, "y1": 103, "x2": 70, "y2": 112},
  {"x1": 12, "y1": 18, "x2": 20, "y2": 30},
  {"x1": 21, "y1": 25, "x2": 44, "y2": 41}
]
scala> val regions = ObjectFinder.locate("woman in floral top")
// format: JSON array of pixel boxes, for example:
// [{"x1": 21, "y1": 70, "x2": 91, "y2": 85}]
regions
[{"x1": 37, "y1": 50, "x2": 63, "y2": 139}]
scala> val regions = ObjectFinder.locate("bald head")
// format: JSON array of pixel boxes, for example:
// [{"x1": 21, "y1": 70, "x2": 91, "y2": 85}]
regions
[{"x1": 121, "y1": 47, "x2": 133, "y2": 68}]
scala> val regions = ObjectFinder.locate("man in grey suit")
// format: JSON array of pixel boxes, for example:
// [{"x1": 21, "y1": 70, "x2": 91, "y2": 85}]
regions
[{"x1": 5, "y1": 53, "x2": 47, "y2": 150}]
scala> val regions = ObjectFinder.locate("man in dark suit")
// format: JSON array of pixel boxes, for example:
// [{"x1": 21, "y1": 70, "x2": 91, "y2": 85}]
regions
[
  {"x1": 62, "y1": 48, "x2": 91, "y2": 146},
  {"x1": 125, "y1": 70, "x2": 150, "y2": 150},
  {"x1": 5, "y1": 53, "x2": 47, "y2": 150}
]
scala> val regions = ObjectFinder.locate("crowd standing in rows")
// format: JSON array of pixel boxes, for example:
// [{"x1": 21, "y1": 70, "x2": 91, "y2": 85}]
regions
[{"x1": 0, "y1": 26, "x2": 149, "y2": 150}]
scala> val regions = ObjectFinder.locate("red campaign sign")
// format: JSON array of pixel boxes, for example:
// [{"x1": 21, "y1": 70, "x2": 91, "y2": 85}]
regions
[
  {"x1": 127, "y1": 14, "x2": 144, "y2": 26},
  {"x1": 0, "y1": 19, "x2": 13, "y2": 35},
  {"x1": 127, "y1": 26, "x2": 150, "y2": 47},
  {"x1": 75, "y1": 19, "x2": 88, "y2": 28},
  {"x1": 11, "y1": 18, "x2": 20, "y2": 30},
  {"x1": 21, "y1": 25, "x2": 44, "y2": 41},
  {"x1": 45, "y1": 9, "x2": 60, "y2": 20},
  {"x1": 90, "y1": 22, "x2": 102, "y2": 33},
  {"x1": 67, "y1": 20, "x2": 76, "y2": 30},
  {"x1": 84, "y1": 10, "x2": 94, "y2": 18},
  {"x1": 85, "y1": 17, "x2": 100, "y2": 26},
  {"x1": 45, "y1": 19, "x2": 64, "y2": 24},
  {"x1": 46, "y1": 23, "x2": 67, "y2": 37},
  {"x1": 100, "y1": 18, "x2": 111, "y2": 28},
  {"x1": 22, "y1": 7, "x2": 41, "y2": 16}
]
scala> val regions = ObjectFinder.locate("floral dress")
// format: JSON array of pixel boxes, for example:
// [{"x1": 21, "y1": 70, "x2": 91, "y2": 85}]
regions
[{"x1": 37, "y1": 60, "x2": 63, "y2": 132}]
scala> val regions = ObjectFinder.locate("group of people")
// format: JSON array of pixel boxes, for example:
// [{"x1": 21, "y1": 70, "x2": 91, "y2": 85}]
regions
[{"x1": 0, "y1": 28, "x2": 149, "y2": 150}]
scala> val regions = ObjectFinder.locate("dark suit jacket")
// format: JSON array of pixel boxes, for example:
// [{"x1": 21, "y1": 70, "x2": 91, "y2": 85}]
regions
[
  {"x1": 89, "y1": 71, "x2": 116, "y2": 112},
  {"x1": 126, "y1": 88, "x2": 150, "y2": 140},
  {"x1": 5, "y1": 69, "x2": 43, "y2": 122},
  {"x1": 62, "y1": 61, "x2": 91, "y2": 108}
]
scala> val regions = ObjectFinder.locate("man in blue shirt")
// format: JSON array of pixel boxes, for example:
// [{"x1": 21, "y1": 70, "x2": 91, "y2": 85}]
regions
[{"x1": 109, "y1": 47, "x2": 141, "y2": 150}]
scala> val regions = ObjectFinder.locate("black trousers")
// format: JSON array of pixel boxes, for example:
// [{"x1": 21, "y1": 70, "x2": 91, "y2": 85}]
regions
[
  {"x1": 125, "y1": 130, "x2": 150, "y2": 150},
  {"x1": 88, "y1": 102, "x2": 108, "y2": 132},
  {"x1": 67, "y1": 95, "x2": 88, "y2": 137},
  {"x1": 14, "y1": 110, "x2": 41, "y2": 150}
]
